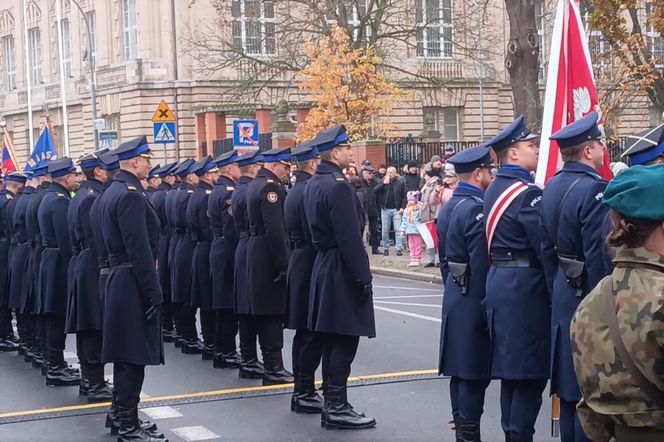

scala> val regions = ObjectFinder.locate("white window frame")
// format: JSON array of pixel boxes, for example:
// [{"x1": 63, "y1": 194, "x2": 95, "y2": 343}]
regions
[
  {"x1": 231, "y1": 0, "x2": 276, "y2": 56},
  {"x1": 59, "y1": 18, "x2": 72, "y2": 77},
  {"x1": 28, "y1": 27, "x2": 42, "y2": 85},
  {"x1": 646, "y1": 2, "x2": 664, "y2": 67},
  {"x1": 85, "y1": 10, "x2": 97, "y2": 66},
  {"x1": 326, "y1": 1, "x2": 372, "y2": 44},
  {"x1": 442, "y1": 107, "x2": 459, "y2": 141},
  {"x1": 122, "y1": 0, "x2": 138, "y2": 60},
  {"x1": 3, "y1": 35, "x2": 16, "y2": 90},
  {"x1": 416, "y1": 0, "x2": 453, "y2": 59},
  {"x1": 535, "y1": 0, "x2": 546, "y2": 84}
]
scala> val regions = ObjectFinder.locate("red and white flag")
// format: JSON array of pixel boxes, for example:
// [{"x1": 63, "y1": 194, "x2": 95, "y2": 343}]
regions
[{"x1": 535, "y1": 0, "x2": 612, "y2": 186}]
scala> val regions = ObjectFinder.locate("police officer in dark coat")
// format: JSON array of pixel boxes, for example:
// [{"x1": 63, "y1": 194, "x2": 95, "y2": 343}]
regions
[
  {"x1": 37, "y1": 158, "x2": 82, "y2": 386},
  {"x1": 541, "y1": 113, "x2": 609, "y2": 442},
  {"x1": 245, "y1": 147, "x2": 294, "y2": 386},
  {"x1": 25, "y1": 164, "x2": 51, "y2": 369},
  {"x1": 187, "y1": 156, "x2": 219, "y2": 360},
  {"x1": 483, "y1": 117, "x2": 550, "y2": 442},
  {"x1": 0, "y1": 173, "x2": 26, "y2": 352},
  {"x1": 208, "y1": 150, "x2": 241, "y2": 369},
  {"x1": 437, "y1": 146, "x2": 494, "y2": 442},
  {"x1": 149, "y1": 162, "x2": 177, "y2": 342},
  {"x1": 284, "y1": 141, "x2": 325, "y2": 413},
  {"x1": 302, "y1": 125, "x2": 376, "y2": 430},
  {"x1": 232, "y1": 151, "x2": 264, "y2": 379},
  {"x1": 66, "y1": 151, "x2": 114, "y2": 402},
  {"x1": 96, "y1": 137, "x2": 166, "y2": 442},
  {"x1": 621, "y1": 124, "x2": 664, "y2": 167},
  {"x1": 146, "y1": 165, "x2": 161, "y2": 196}
]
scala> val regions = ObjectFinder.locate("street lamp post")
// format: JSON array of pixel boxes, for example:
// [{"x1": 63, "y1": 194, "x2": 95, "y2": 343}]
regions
[{"x1": 70, "y1": 0, "x2": 99, "y2": 150}]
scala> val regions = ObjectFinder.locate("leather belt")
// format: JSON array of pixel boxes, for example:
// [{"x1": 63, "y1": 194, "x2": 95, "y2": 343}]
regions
[
  {"x1": 313, "y1": 242, "x2": 337, "y2": 251},
  {"x1": 42, "y1": 240, "x2": 56, "y2": 248},
  {"x1": 491, "y1": 256, "x2": 540, "y2": 268},
  {"x1": 614, "y1": 424, "x2": 664, "y2": 442},
  {"x1": 239, "y1": 231, "x2": 248, "y2": 239},
  {"x1": 250, "y1": 226, "x2": 266, "y2": 236},
  {"x1": 289, "y1": 239, "x2": 306, "y2": 250},
  {"x1": 97, "y1": 257, "x2": 109, "y2": 269},
  {"x1": 108, "y1": 254, "x2": 130, "y2": 267}
]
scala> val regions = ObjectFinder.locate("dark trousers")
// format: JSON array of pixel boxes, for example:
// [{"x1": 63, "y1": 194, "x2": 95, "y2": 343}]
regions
[
  {"x1": 500, "y1": 379, "x2": 548, "y2": 441},
  {"x1": 45, "y1": 313, "x2": 67, "y2": 366},
  {"x1": 301, "y1": 332, "x2": 358, "y2": 391},
  {"x1": 293, "y1": 329, "x2": 326, "y2": 380},
  {"x1": 367, "y1": 215, "x2": 380, "y2": 252},
  {"x1": 173, "y1": 302, "x2": 198, "y2": 341},
  {"x1": 214, "y1": 308, "x2": 238, "y2": 354},
  {"x1": 200, "y1": 308, "x2": 215, "y2": 348},
  {"x1": 114, "y1": 362, "x2": 145, "y2": 409},
  {"x1": 35, "y1": 314, "x2": 47, "y2": 356},
  {"x1": 450, "y1": 376, "x2": 491, "y2": 422},
  {"x1": 560, "y1": 398, "x2": 592, "y2": 442},
  {"x1": 16, "y1": 312, "x2": 28, "y2": 342},
  {"x1": 76, "y1": 329, "x2": 103, "y2": 369},
  {"x1": 255, "y1": 315, "x2": 284, "y2": 354},
  {"x1": 0, "y1": 307, "x2": 12, "y2": 337},
  {"x1": 238, "y1": 314, "x2": 259, "y2": 360},
  {"x1": 162, "y1": 295, "x2": 174, "y2": 333}
]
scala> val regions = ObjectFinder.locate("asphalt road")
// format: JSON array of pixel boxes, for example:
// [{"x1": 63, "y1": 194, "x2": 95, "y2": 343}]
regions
[{"x1": 0, "y1": 275, "x2": 558, "y2": 441}]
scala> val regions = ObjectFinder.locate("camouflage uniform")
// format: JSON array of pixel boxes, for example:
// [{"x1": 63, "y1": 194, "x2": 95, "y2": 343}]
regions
[{"x1": 570, "y1": 246, "x2": 664, "y2": 441}]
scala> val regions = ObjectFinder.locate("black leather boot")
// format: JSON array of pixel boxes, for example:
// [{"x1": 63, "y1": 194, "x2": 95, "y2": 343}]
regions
[
  {"x1": 262, "y1": 352, "x2": 293, "y2": 386},
  {"x1": 201, "y1": 344, "x2": 214, "y2": 361},
  {"x1": 0, "y1": 337, "x2": 19, "y2": 352},
  {"x1": 455, "y1": 419, "x2": 481, "y2": 442},
  {"x1": 292, "y1": 373, "x2": 323, "y2": 414},
  {"x1": 181, "y1": 339, "x2": 204, "y2": 355},
  {"x1": 238, "y1": 341, "x2": 264, "y2": 379},
  {"x1": 213, "y1": 351, "x2": 241, "y2": 369},
  {"x1": 162, "y1": 329, "x2": 176, "y2": 343},
  {"x1": 45, "y1": 351, "x2": 80, "y2": 386},
  {"x1": 321, "y1": 384, "x2": 376, "y2": 430},
  {"x1": 87, "y1": 365, "x2": 113, "y2": 402},
  {"x1": 79, "y1": 363, "x2": 90, "y2": 396},
  {"x1": 116, "y1": 406, "x2": 166, "y2": 441}
]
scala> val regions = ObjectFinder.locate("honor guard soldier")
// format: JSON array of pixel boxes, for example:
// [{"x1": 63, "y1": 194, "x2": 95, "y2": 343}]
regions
[
  {"x1": 65, "y1": 151, "x2": 114, "y2": 402},
  {"x1": 208, "y1": 150, "x2": 241, "y2": 369},
  {"x1": 245, "y1": 147, "x2": 294, "y2": 386},
  {"x1": 0, "y1": 173, "x2": 27, "y2": 352},
  {"x1": 150, "y1": 162, "x2": 178, "y2": 342},
  {"x1": 284, "y1": 141, "x2": 325, "y2": 413},
  {"x1": 542, "y1": 113, "x2": 609, "y2": 442},
  {"x1": 37, "y1": 158, "x2": 82, "y2": 387},
  {"x1": 171, "y1": 159, "x2": 204, "y2": 354},
  {"x1": 232, "y1": 150, "x2": 265, "y2": 379},
  {"x1": 483, "y1": 117, "x2": 550, "y2": 442},
  {"x1": 302, "y1": 125, "x2": 376, "y2": 430},
  {"x1": 437, "y1": 145, "x2": 494, "y2": 442},
  {"x1": 146, "y1": 165, "x2": 161, "y2": 196},
  {"x1": 621, "y1": 124, "x2": 664, "y2": 166},
  {"x1": 25, "y1": 163, "x2": 52, "y2": 371},
  {"x1": 164, "y1": 159, "x2": 192, "y2": 347},
  {"x1": 187, "y1": 156, "x2": 220, "y2": 360},
  {"x1": 96, "y1": 136, "x2": 166, "y2": 442}
]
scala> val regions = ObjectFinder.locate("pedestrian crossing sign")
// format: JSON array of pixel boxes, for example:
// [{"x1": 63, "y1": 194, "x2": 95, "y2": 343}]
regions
[{"x1": 153, "y1": 122, "x2": 177, "y2": 144}]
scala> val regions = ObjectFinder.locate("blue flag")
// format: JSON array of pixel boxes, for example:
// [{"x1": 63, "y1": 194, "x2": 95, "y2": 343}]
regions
[{"x1": 25, "y1": 127, "x2": 58, "y2": 171}]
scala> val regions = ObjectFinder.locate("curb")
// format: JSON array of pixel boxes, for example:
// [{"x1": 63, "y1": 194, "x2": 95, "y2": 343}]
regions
[{"x1": 370, "y1": 266, "x2": 443, "y2": 284}]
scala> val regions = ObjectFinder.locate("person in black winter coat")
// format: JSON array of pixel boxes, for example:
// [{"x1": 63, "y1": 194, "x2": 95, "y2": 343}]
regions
[
  {"x1": 374, "y1": 166, "x2": 407, "y2": 256},
  {"x1": 402, "y1": 160, "x2": 422, "y2": 192}
]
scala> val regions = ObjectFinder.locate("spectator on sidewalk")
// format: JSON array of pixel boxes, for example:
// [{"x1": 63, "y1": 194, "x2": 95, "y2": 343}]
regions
[
  {"x1": 420, "y1": 162, "x2": 444, "y2": 267},
  {"x1": 403, "y1": 160, "x2": 422, "y2": 192},
  {"x1": 360, "y1": 166, "x2": 380, "y2": 254},
  {"x1": 442, "y1": 145, "x2": 456, "y2": 162},
  {"x1": 375, "y1": 166, "x2": 407, "y2": 256},
  {"x1": 372, "y1": 164, "x2": 387, "y2": 185},
  {"x1": 350, "y1": 177, "x2": 367, "y2": 228},
  {"x1": 401, "y1": 191, "x2": 423, "y2": 266}
]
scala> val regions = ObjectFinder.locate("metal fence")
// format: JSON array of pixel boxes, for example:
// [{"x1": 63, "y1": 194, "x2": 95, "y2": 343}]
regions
[{"x1": 386, "y1": 137, "x2": 629, "y2": 171}]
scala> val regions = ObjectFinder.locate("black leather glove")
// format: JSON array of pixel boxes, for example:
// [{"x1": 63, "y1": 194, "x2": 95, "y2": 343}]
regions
[
  {"x1": 273, "y1": 271, "x2": 288, "y2": 284},
  {"x1": 361, "y1": 282, "x2": 373, "y2": 299},
  {"x1": 145, "y1": 304, "x2": 162, "y2": 321}
]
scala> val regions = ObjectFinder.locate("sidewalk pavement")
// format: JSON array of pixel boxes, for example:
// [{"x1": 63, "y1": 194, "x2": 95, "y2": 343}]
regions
[{"x1": 367, "y1": 245, "x2": 443, "y2": 284}]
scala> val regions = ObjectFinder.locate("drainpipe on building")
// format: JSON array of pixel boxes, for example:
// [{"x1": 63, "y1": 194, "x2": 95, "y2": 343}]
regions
[
  {"x1": 170, "y1": 0, "x2": 180, "y2": 162},
  {"x1": 71, "y1": 0, "x2": 98, "y2": 150}
]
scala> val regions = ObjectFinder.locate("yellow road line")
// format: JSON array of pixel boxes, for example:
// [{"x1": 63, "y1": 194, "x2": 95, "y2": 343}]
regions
[{"x1": 0, "y1": 368, "x2": 439, "y2": 419}]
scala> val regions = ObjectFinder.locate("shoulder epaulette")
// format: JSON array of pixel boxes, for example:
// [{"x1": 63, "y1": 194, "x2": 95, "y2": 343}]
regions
[
  {"x1": 336, "y1": 177, "x2": 345, "y2": 182},
  {"x1": 226, "y1": 186, "x2": 234, "y2": 191},
  {"x1": 205, "y1": 189, "x2": 212, "y2": 195},
  {"x1": 5, "y1": 194, "x2": 11, "y2": 200},
  {"x1": 266, "y1": 179, "x2": 275, "y2": 184},
  {"x1": 187, "y1": 190, "x2": 193, "y2": 194},
  {"x1": 57, "y1": 193, "x2": 66, "y2": 198},
  {"x1": 127, "y1": 185, "x2": 137, "y2": 191}
]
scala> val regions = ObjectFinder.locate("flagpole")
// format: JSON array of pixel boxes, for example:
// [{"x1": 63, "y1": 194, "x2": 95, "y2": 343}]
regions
[
  {"x1": 21, "y1": 0, "x2": 34, "y2": 153},
  {"x1": 0, "y1": 119, "x2": 21, "y2": 172},
  {"x1": 55, "y1": 0, "x2": 70, "y2": 157}
]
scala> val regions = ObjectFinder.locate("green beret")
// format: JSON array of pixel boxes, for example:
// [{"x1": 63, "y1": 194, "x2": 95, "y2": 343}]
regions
[{"x1": 603, "y1": 164, "x2": 664, "y2": 220}]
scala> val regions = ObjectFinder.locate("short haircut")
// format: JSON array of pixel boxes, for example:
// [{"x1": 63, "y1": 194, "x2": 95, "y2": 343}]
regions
[
  {"x1": 496, "y1": 148, "x2": 511, "y2": 165},
  {"x1": 82, "y1": 168, "x2": 96, "y2": 180},
  {"x1": 560, "y1": 144, "x2": 585, "y2": 162},
  {"x1": 319, "y1": 150, "x2": 334, "y2": 161}
]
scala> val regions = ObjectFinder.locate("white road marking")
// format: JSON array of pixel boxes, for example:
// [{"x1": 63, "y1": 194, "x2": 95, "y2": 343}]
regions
[
  {"x1": 374, "y1": 300, "x2": 441, "y2": 308},
  {"x1": 373, "y1": 294, "x2": 442, "y2": 300},
  {"x1": 172, "y1": 426, "x2": 220, "y2": 441},
  {"x1": 374, "y1": 306, "x2": 442, "y2": 323},
  {"x1": 141, "y1": 406, "x2": 183, "y2": 420},
  {"x1": 374, "y1": 285, "x2": 440, "y2": 292}
]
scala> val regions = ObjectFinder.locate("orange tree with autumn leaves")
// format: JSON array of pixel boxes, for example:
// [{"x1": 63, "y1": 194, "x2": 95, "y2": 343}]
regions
[{"x1": 297, "y1": 25, "x2": 412, "y2": 141}]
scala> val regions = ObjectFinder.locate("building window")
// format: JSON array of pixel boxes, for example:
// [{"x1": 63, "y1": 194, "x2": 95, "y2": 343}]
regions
[
  {"x1": 59, "y1": 19, "x2": 72, "y2": 77},
  {"x1": 28, "y1": 27, "x2": 42, "y2": 85},
  {"x1": 84, "y1": 10, "x2": 96, "y2": 66},
  {"x1": 325, "y1": 1, "x2": 371, "y2": 44},
  {"x1": 535, "y1": 0, "x2": 546, "y2": 84},
  {"x1": 3, "y1": 35, "x2": 16, "y2": 90},
  {"x1": 422, "y1": 106, "x2": 460, "y2": 140},
  {"x1": 231, "y1": 0, "x2": 276, "y2": 56},
  {"x1": 122, "y1": 0, "x2": 138, "y2": 60},
  {"x1": 416, "y1": 0, "x2": 453, "y2": 59},
  {"x1": 646, "y1": 2, "x2": 664, "y2": 67}
]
